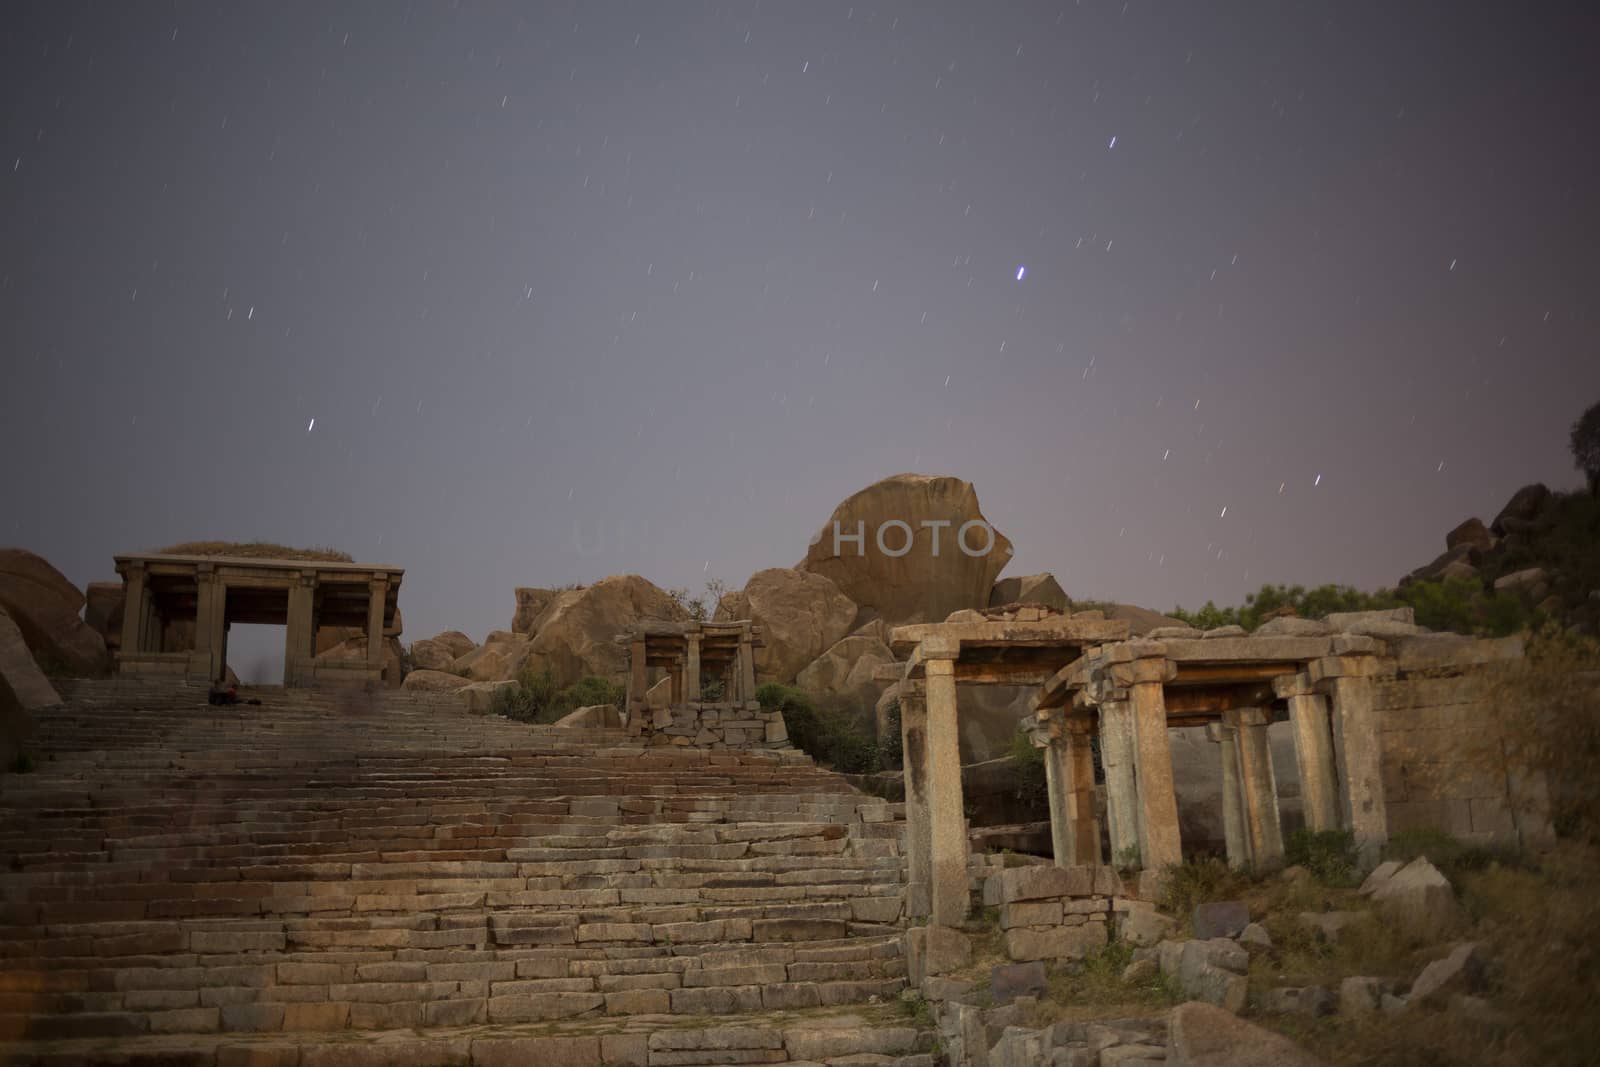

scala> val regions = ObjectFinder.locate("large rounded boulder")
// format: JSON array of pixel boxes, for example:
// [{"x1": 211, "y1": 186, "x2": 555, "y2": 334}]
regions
[
  {"x1": 522, "y1": 575, "x2": 688, "y2": 685},
  {"x1": 794, "y1": 632, "x2": 897, "y2": 714},
  {"x1": 797, "y1": 474, "x2": 1014, "y2": 629},
  {"x1": 0, "y1": 549, "x2": 107, "y2": 675},
  {"x1": 716, "y1": 568, "x2": 858, "y2": 684}
]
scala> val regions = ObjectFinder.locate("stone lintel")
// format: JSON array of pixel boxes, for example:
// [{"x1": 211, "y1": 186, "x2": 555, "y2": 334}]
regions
[
  {"x1": 1307, "y1": 652, "x2": 1384, "y2": 684},
  {"x1": 1271, "y1": 671, "x2": 1315, "y2": 699},
  {"x1": 1109, "y1": 656, "x2": 1177, "y2": 688}
]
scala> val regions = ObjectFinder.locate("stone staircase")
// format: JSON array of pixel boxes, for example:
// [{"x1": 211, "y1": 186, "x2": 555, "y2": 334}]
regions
[{"x1": 0, "y1": 679, "x2": 935, "y2": 1065}]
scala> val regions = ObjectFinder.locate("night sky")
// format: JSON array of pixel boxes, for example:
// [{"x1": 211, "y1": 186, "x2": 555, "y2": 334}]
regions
[{"x1": 4, "y1": 2, "x2": 1597, "y2": 664}]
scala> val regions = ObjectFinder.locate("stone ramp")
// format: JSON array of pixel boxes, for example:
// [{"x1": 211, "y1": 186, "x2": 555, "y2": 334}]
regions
[{"x1": 0, "y1": 680, "x2": 922, "y2": 1062}]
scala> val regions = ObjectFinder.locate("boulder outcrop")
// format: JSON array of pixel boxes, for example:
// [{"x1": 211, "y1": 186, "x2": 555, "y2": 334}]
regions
[
  {"x1": 511, "y1": 587, "x2": 559, "y2": 634},
  {"x1": 797, "y1": 474, "x2": 1013, "y2": 629},
  {"x1": 521, "y1": 575, "x2": 688, "y2": 685},
  {"x1": 0, "y1": 548, "x2": 107, "y2": 676},
  {"x1": 716, "y1": 568, "x2": 857, "y2": 684},
  {"x1": 794, "y1": 632, "x2": 897, "y2": 712},
  {"x1": 988, "y1": 573, "x2": 1069, "y2": 612}
]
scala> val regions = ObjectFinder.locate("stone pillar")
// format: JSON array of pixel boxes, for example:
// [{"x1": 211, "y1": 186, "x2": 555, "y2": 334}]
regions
[
  {"x1": 1065, "y1": 726, "x2": 1101, "y2": 864},
  {"x1": 1274, "y1": 672, "x2": 1340, "y2": 832},
  {"x1": 684, "y1": 632, "x2": 701, "y2": 704},
  {"x1": 922, "y1": 640, "x2": 968, "y2": 927},
  {"x1": 366, "y1": 577, "x2": 388, "y2": 672},
  {"x1": 1226, "y1": 708, "x2": 1284, "y2": 866},
  {"x1": 1097, "y1": 697, "x2": 1141, "y2": 868},
  {"x1": 192, "y1": 565, "x2": 226, "y2": 682},
  {"x1": 284, "y1": 573, "x2": 317, "y2": 687},
  {"x1": 1042, "y1": 732, "x2": 1072, "y2": 867},
  {"x1": 1115, "y1": 650, "x2": 1182, "y2": 872},
  {"x1": 898, "y1": 686, "x2": 932, "y2": 919},
  {"x1": 1311, "y1": 654, "x2": 1388, "y2": 865},
  {"x1": 118, "y1": 564, "x2": 148, "y2": 659},
  {"x1": 628, "y1": 636, "x2": 647, "y2": 720},
  {"x1": 737, "y1": 629, "x2": 757, "y2": 705},
  {"x1": 1206, "y1": 721, "x2": 1251, "y2": 869}
]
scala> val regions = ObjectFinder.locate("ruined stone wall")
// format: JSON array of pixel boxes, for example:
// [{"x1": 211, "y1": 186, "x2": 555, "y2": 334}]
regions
[
  {"x1": 626, "y1": 700, "x2": 791, "y2": 749},
  {"x1": 1376, "y1": 670, "x2": 1549, "y2": 848}
]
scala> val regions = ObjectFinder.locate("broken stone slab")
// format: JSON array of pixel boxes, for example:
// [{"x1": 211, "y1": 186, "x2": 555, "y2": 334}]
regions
[
  {"x1": 1176, "y1": 940, "x2": 1249, "y2": 1013},
  {"x1": 1148, "y1": 626, "x2": 1203, "y2": 639},
  {"x1": 1191, "y1": 901, "x2": 1250, "y2": 940},
  {"x1": 1407, "y1": 942, "x2": 1485, "y2": 1007},
  {"x1": 1165, "y1": 1000, "x2": 1326, "y2": 1066},
  {"x1": 990, "y1": 961, "x2": 1049, "y2": 1005},
  {"x1": 1372, "y1": 856, "x2": 1461, "y2": 939},
  {"x1": 1238, "y1": 923, "x2": 1272, "y2": 954},
  {"x1": 989, "y1": 1025, "x2": 1048, "y2": 1067},
  {"x1": 1118, "y1": 902, "x2": 1177, "y2": 947},
  {"x1": 1357, "y1": 859, "x2": 1403, "y2": 895},
  {"x1": 1326, "y1": 606, "x2": 1415, "y2": 630}
]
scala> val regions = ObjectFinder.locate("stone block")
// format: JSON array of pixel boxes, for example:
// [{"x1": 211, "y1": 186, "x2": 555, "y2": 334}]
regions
[
  {"x1": 1408, "y1": 942, "x2": 1484, "y2": 1006},
  {"x1": 924, "y1": 924, "x2": 972, "y2": 975},
  {"x1": 1000, "y1": 899, "x2": 1062, "y2": 929},
  {"x1": 302, "y1": 1038, "x2": 472, "y2": 1067},
  {"x1": 471, "y1": 1036, "x2": 601, "y2": 1067},
  {"x1": 1191, "y1": 900, "x2": 1250, "y2": 940},
  {"x1": 995, "y1": 864, "x2": 1094, "y2": 903},
  {"x1": 989, "y1": 961, "x2": 1049, "y2": 1005},
  {"x1": 1372, "y1": 857, "x2": 1461, "y2": 939},
  {"x1": 1003, "y1": 922, "x2": 1106, "y2": 962}
]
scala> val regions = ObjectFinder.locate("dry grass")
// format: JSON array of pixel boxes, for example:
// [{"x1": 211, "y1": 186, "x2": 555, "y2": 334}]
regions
[
  {"x1": 157, "y1": 541, "x2": 354, "y2": 563},
  {"x1": 1250, "y1": 841, "x2": 1600, "y2": 1067}
]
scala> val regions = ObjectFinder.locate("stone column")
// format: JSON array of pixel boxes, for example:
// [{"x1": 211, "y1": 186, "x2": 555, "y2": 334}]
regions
[
  {"x1": 1274, "y1": 672, "x2": 1340, "y2": 832},
  {"x1": 737, "y1": 628, "x2": 757, "y2": 705},
  {"x1": 284, "y1": 572, "x2": 317, "y2": 687},
  {"x1": 1042, "y1": 731, "x2": 1072, "y2": 867},
  {"x1": 366, "y1": 577, "x2": 388, "y2": 673},
  {"x1": 628, "y1": 636, "x2": 648, "y2": 720},
  {"x1": 684, "y1": 632, "x2": 701, "y2": 704},
  {"x1": 898, "y1": 685, "x2": 932, "y2": 918},
  {"x1": 922, "y1": 638, "x2": 968, "y2": 928},
  {"x1": 1065, "y1": 726, "x2": 1101, "y2": 864},
  {"x1": 1096, "y1": 697, "x2": 1141, "y2": 868},
  {"x1": 119, "y1": 564, "x2": 148, "y2": 658},
  {"x1": 1311, "y1": 653, "x2": 1388, "y2": 865},
  {"x1": 192, "y1": 565, "x2": 225, "y2": 682},
  {"x1": 1206, "y1": 721, "x2": 1251, "y2": 869},
  {"x1": 1116, "y1": 649, "x2": 1182, "y2": 872},
  {"x1": 1226, "y1": 708, "x2": 1284, "y2": 865}
]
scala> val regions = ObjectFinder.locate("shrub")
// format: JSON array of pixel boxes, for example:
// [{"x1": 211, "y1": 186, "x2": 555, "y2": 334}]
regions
[
  {"x1": 1007, "y1": 731, "x2": 1050, "y2": 810},
  {"x1": 1283, "y1": 828, "x2": 1359, "y2": 886},
  {"x1": 757, "y1": 683, "x2": 885, "y2": 774},
  {"x1": 491, "y1": 668, "x2": 624, "y2": 725},
  {"x1": 1158, "y1": 854, "x2": 1253, "y2": 922}
]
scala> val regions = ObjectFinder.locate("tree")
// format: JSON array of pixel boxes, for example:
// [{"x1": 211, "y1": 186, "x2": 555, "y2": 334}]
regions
[{"x1": 1573, "y1": 400, "x2": 1600, "y2": 495}]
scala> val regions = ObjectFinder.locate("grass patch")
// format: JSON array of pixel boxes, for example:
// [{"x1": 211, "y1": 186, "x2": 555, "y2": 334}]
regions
[
  {"x1": 1284, "y1": 828, "x2": 1361, "y2": 887},
  {"x1": 1024, "y1": 940, "x2": 1181, "y2": 1027},
  {"x1": 158, "y1": 540, "x2": 354, "y2": 562}
]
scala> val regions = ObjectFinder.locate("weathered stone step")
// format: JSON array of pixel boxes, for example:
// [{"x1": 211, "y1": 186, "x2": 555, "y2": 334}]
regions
[{"x1": 0, "y1": 1002, "x2": 935, "y2": 1066}]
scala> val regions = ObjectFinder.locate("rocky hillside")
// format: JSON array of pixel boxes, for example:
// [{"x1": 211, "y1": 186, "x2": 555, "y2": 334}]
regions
[{"x1": 1402, "y1": 482, "x2": 1600, "y2": 636}]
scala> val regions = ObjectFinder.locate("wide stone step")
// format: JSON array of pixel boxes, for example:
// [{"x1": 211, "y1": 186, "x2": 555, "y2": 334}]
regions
[{"x1": 0, "y1": 1002, "x2": 935, "y2": 1065}]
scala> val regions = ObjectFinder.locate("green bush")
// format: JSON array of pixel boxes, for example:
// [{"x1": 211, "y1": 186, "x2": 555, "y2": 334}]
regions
[
  {"x1": 1172, "y1": 578, "x2": 1535, "y2": 638},
  {"x1": 757, "y1": 683, "x2": 885, "y2": 774},
  {"x1": 1007, "y1": 732, "x2": 1050, "y2": 810},
  {"x1": 491, "y1": 667, "x2": 624, "y2": 725},
  {"x1": 1283, "y1": 828, "x2": 1359, "y2": 886}
]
